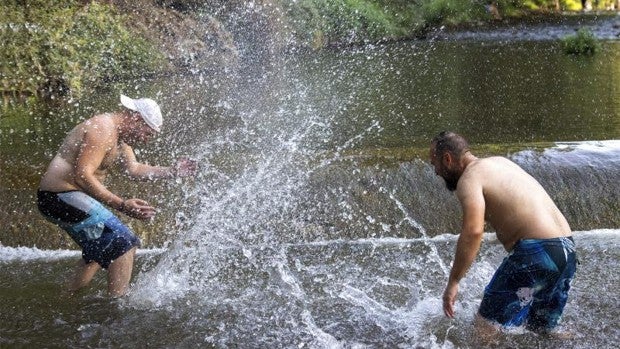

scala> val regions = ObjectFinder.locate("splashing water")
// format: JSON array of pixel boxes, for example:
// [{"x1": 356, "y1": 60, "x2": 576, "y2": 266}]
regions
[
  {"x1": 123, "y1": 43, "x2": 463, "y2": 347},
  {"x1": 114, "y1": 16, "x2": 620, "y2": 346}
]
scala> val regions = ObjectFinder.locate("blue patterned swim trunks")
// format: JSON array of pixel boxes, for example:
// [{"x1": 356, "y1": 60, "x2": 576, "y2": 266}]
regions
[
  {"x1": 478, "y1": 236, "x2": 577, "y2": 332},
  {"x1": 37, "y1": 190, "x2": 140, "y2": 269}
]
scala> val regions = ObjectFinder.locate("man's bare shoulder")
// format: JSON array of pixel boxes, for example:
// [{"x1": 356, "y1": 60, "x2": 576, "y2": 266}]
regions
[
  {"x1": 475, "y1": 156, "x2": 513, "y2": 165},
  {"x1": 459, "y1": 157, "x2": 518, "y2": 189},
  {"x1": 80, "y1": 114, "x2": 117, "y2": 141},
  {"x1": 466, "y1": 156, "x2": 517, "y2": 173},
  {"x1": 456, "y1": 158, "x2": 488, "y2": 194},
  {"x1": 84, "y1": 113, "x2": 115, "y2": 129}
]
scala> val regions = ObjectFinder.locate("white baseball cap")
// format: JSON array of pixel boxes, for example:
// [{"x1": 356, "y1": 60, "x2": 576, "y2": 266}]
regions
[{"x1": 120, "y1": 94, "x2": 163, "y2": 132}]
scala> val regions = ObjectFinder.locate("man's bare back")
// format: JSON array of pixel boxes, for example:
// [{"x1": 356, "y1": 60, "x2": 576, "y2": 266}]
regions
[{"x1": 457, "y1": 156, "x2": 571, "y2": 251}]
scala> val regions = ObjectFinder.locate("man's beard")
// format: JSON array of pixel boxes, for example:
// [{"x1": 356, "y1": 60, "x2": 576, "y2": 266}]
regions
[{"x1": 443, "y1": 172, "x2": 460, "y2": 192}]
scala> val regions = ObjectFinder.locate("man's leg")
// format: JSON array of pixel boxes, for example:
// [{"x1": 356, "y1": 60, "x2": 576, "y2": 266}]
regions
[
  {"x1": 67, "y1": 259, "x2": 101, "y2": 294},
  {"x1": 107, "y1": 247, "x2": 137, "y2": 297},
  {"x1": 473, "y1": 313, "x2": 501, "y2": 344}
]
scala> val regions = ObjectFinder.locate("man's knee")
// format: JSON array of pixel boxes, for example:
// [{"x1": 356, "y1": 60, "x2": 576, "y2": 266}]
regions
[
  {"x1": 111, "y1": 246, "x2": 137, "y2": 265},
  {"x1": 474, "y1": 313, "x2": 501, "y2": 342}
]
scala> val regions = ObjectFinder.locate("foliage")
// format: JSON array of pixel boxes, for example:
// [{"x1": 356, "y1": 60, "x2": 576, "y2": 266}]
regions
[
  {"x1": 561, "y1": 28, "x2": 601, "y2": 55},
  {"x1": 282, "y1": 0, "x2": 425, "y2": 48},
  {"x1": 0, "y1": 0, "x2": 164, "y2": 98},
  {"x1": 420, "y1": 0, "x2": 488, "y2": 26},
  {"x1": 1, "y1": 0, "x2": 615, "y2": 98}
]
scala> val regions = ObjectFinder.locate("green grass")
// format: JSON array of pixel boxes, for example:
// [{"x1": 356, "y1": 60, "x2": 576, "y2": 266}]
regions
[
  {"x1": 421, "y1": 0, "x2": 486, "y2": 27},
  {"x1": 0, "y1": 0, "x2": 163, "y2": 99},
  {"x1": 561, "y1": 28, "x2": 601, "y2": 55},
  {"x1": 283, "y1": 0, "x2": 428, "y2": 48}
]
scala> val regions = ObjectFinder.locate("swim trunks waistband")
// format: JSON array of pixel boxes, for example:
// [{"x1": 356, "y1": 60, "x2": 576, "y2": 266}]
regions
[
  {"x1": 512, "y1": 236, "x2": 575, "y2": 254},
  {"x1": 517, "y1": 236, "x2": 573, "y2": 243},
  {"x1": 37, "y1": 190, "x2": 91, "y2": 224}
]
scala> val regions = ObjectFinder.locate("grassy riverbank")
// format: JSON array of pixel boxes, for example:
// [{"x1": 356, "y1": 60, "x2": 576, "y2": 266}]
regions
[
  {"x1": 1, "y1": 1, "x2": 163, "y2": 99},
  {"x1": 0, "y1": 0, "x2": 613, "y2": 99},
  {"x1": 0, "y1": 0, "x2": 235, "y2": 100}
]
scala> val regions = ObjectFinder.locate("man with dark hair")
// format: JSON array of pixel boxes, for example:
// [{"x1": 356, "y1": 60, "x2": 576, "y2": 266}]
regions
[
  {"x1": 38, "y1": 95, "x2": 196, "y2": 297},
  {"x1": 429, "y1": 131, "x2": 577, "y2": 336}
]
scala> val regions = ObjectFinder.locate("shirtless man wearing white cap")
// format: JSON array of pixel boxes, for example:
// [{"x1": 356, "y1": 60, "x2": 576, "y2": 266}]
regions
[{"x1": 37, "y1": 95, "x2": 196, "y2": 297}]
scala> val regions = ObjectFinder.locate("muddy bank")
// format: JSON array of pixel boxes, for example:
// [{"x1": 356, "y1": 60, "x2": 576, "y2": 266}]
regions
[{"x1": 115, "y1": 1, "x2": 238, "y2": 72}]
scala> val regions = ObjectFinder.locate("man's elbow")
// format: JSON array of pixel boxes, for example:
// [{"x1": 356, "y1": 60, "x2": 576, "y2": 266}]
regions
[
  {"x1": 123, "y1": 164, "x2": 143, "y2": 178},
  {"x1": 460, "y1": 227, "x2": 485, "y2": 239},
  {"x1": 74, "y1": 173, "x2": 92, "y2": 190},
  {"x1": 122, "y1": 168, "x2": 135, "y2": 177}
]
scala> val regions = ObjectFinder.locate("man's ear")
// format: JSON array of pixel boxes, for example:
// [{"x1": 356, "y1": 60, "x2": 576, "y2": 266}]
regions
[{"x1": 442, "y1": 151, "x2": 452, "y2": 166}]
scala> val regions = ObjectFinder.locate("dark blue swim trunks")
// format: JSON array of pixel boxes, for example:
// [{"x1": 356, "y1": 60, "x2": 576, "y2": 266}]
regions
[
  {"x1": 478, "y1": 236, "x2": 577, "y2": 332},
  {"x1": 37, "y1": 190, "x2": 140, "y2": 269}
]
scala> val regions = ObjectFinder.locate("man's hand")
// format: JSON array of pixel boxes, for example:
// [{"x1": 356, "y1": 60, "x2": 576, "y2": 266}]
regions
[
  {"x1": 173, "y1": 157, "x2": 197, "y2": 178},
  {"x1": 443, "y1": 281, "x2": 459, "y2": 318},
  {"x1": 120, "y1": 198, "x2": 156, "y2": 220}
]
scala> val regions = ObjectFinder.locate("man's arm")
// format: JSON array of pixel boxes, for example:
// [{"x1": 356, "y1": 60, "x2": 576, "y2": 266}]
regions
[
  {"x1": 443, "y1": 176, "x2": 486, "y2": 318},
  {"x1": 74, "y1": 127, "x2": 124, "y2": 209},
  {"x1": 119, "y1": 144, "x2": 196, "y2": 180},
  {"x1": 119, "y1": 144, "x2": 174, "y2": 180},
  {"x1": 74, "y1": 129, "x2": 155, "y2": 220}
]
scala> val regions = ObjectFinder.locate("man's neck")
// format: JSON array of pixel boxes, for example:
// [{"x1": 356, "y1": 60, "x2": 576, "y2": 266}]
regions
[
  {"x1": 461, "y1": 151, "x2": 478, "y2": 168},
  {"x1": 115, "y1": 111, "x2": 132, "y2": 140}
]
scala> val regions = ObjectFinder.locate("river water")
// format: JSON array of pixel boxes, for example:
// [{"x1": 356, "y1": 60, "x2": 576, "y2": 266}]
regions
[{"x1": 1, "y1": 16, "x2": 619, "y2": 348}]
